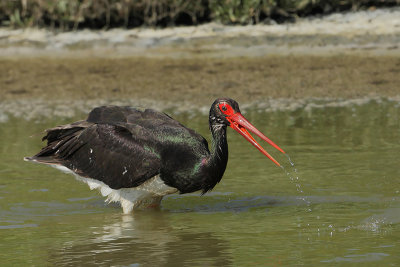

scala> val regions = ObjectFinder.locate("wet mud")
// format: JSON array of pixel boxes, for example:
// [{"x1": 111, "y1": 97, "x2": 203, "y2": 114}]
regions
[{"x1": 1, "y1": 55, "x2": 399, "y2": 106}]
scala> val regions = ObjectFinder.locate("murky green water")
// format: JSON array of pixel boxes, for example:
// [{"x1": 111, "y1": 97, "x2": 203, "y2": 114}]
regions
[{"x1": 1, "y1": 99, "x2": 399, "y2": 266}]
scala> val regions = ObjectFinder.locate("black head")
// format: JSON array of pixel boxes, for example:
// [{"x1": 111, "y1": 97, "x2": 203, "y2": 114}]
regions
[
  {"x1": 209, "y1": 98, "x2": 241, "y2": 127},
  {"x1": 208, "y1": 97, "x2": 286, "y2": 166}
]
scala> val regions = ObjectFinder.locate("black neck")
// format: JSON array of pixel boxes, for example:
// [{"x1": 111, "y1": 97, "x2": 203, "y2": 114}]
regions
[{"x1": 201, "y1": 123, "x2": 229, "y2": 193}]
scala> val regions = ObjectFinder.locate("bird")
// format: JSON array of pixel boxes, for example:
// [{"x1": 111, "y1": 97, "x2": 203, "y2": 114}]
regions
[{"x1": 25, "y1": 98, "x2": 285, "y2": 213}]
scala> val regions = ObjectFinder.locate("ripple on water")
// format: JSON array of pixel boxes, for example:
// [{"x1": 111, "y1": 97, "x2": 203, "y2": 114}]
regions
[
  {"x1": 321, "y1": 253, "x2": 390, "y2": 263},
  {"x1": 164, "y1": 194, "x2": 392, "y2": 214},
  {"x1": 0, "y1": 224, "x2": 38, "y2": 229}
]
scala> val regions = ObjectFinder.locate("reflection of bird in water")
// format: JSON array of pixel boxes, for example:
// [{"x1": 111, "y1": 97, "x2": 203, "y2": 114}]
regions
[
  {"x1": 49, "y1": 213, "x2": 233, "y2": 266},
  {"x1": 25, "y1": 98, "x2": 284, "y2": 213}
]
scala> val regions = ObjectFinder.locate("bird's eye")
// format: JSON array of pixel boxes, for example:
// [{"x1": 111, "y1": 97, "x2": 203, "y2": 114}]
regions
[{"x1": 219, "y1": 103, "x2": 234, "y2": 115}]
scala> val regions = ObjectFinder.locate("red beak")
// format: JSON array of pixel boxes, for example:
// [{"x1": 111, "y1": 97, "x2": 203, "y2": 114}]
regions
[{"x1": 227, "y1": 112, "x2": 285, "y2": 166}]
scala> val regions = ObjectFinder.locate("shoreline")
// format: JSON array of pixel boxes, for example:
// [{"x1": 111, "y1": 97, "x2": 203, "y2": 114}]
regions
[
  {"x1": 1, "y1": 55, "x2": 399, "y2": 115},
  {"x1": 1, "y1": 55, "x2": 399, "y2": 101},
  {"x1": 1, "y1": 96, "x2": 399, "y2": 123},
  {"x1": 0, "y1": 8, "x2": 399, "y2": 120}
]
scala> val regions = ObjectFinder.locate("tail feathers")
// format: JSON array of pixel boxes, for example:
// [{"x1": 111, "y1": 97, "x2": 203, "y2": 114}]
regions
[
  {"x1": 26, "y1": 124, "x2": 86, "y2": 165},
  {"x1": 44, "y1": 126, "x2": 83, "y2": 143},
  {"x1": 24, "y1": 155, "x2": 61, "y2": 165},
  {"x1": 23, "y1": 156, "x2": 33, "y2": 162},
  {"x1": 24, "y1": 156, "x2": 34, "y2": 162},
  {"x1": 42, "y1": 121, "x2": 90, "y2": 143},
  {"x1": 25, "y1": 131, "x2": 82, "y2": 165}
]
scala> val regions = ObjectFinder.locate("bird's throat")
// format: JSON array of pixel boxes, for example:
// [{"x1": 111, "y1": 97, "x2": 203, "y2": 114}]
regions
[{"x1": 201, "y1": 124, "x2": 229, "y2": 193}]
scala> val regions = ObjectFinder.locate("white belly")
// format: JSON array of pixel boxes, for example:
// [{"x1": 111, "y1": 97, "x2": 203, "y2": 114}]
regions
[{"x1": 53, "y1": 165, "x2": 178, "y2": 214}]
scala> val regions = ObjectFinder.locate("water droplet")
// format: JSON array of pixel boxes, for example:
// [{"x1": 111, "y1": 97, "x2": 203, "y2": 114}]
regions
[{"x1": 281, "y1": 154, "x2": 311, "y2": 212}]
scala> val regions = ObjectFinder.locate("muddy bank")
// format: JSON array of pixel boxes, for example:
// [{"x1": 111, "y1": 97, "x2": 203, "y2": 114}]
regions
[
  {"x1": 0, "y1": 55, "x2": 399, "y2": 121},
  {"x1": 2, "y1": 56, "x2": 399, "y2": 102},
  {"x1": 0, "y1": 8, "x2": 399, "y2": 120}
]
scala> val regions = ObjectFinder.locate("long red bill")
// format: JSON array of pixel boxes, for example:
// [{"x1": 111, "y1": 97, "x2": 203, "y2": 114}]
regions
[{"x1": 227, "y1": 112, "x2": 285, "y2": 166}]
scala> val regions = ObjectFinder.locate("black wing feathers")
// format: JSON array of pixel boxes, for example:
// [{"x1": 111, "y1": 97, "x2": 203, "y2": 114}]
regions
[
  {"x1": 30, "y1": 122, "x2": 161, "y2": 189},
  {"x1": 62, "y1": 124, "x2": 160, "y2": 189},
  {"x1": 87, "y1": 106, "x2": 132, "y2": 124}
]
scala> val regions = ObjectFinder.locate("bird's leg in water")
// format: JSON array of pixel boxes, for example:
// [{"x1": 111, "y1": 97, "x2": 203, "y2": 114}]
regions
[{"x1": 145, "y1": 196, "x2": 163, "y2": 209}]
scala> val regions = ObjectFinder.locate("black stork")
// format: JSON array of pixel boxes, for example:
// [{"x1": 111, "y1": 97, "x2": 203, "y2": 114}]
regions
[{"x1": 25, "y1": 98, "x2": 285, "y2": 213}]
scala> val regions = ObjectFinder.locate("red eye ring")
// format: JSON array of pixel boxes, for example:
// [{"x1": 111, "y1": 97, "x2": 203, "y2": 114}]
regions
[{"x1": 219, "y1": 103, "x2": 235, "y2": 116}]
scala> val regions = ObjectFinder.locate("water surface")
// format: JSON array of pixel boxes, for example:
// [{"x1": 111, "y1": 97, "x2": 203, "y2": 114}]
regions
[{"x1": 0, "y1": 99, "x2": 399, "y2": 266}]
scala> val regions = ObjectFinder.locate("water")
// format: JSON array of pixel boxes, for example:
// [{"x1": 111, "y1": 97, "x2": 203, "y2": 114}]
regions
[{"x1": 1, "y1": 99, "x2": 400, "y2": 266}]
